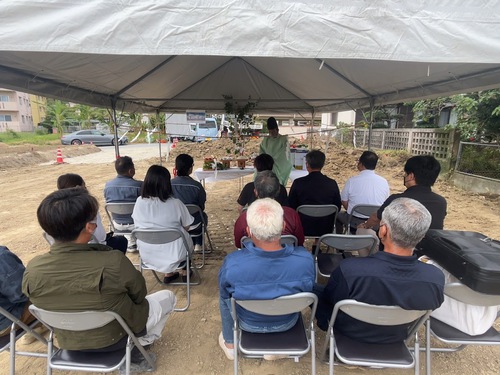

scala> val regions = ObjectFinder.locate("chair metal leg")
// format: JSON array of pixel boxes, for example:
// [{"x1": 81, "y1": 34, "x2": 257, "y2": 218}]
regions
[
  {"x1": 426, "y1": 320, "x2": 431, "y2": 375},
  {"x1": 329, "y1": 327, "x2": 335, "y2": 375},
  {"x1": 233, "y1": 325, "x2": 238, "y2": 375},
  {"x1": 414, "y1": 331, "x2": 420, "y2": 375},
  {"x1": 310, "y1": 324, "x2": 316, "y2": 375},
  {"x1": 9, "y1": 326, "x2": 15, "y2": 375}
]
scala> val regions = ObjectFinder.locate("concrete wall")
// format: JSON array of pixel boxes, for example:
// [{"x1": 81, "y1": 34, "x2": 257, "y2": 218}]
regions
[{"x1": 451, "y1": 172, "x2": 500, "y2": 195}]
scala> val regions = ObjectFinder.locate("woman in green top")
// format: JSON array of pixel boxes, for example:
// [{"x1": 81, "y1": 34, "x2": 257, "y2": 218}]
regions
[{"x1": 259, "y1": 117, "x2": 292, "y2": 185}]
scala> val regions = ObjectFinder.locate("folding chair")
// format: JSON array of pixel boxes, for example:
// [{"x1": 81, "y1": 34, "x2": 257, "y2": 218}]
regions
[
  {"x1": 296, "y1": 205, "x2": 338, "y2": 241},
  {"x1": 240, "y1": 234, "x2": 299, "y2": 248},
  {"x1": 104, "y1": 202, "x2": 136, "y2": 235},
  {"x1": 313, "y1": 234, "x2": 377, "y2": 280},
  {"x1": 28, "y1": 305, "x2": 154, "y2": 375},
  {"x1": 425, "y1": 283, "x2": 500, "y2": 373},
  {"x1": 0, "y1": 306, "x2": 47, "y2": 375},
  {"x1": 132, "y1": 228, "x2": 201, "y2": 312},
  {"x1": 322, "y1": 299, "x2": 431, "y2": 375},
  {"x1": 345, "y1": 204, "x2": 380, "y2": 234},
  {"x1": 231, "y1": 292, "x2": 318, "y2": 375},
  {"x1": 185, "y1": 204, "x2": 214, "y2": 268}
]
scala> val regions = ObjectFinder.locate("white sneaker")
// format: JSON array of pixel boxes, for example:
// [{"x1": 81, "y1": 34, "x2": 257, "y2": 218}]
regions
[
  {"x1": 194, "y1": 244, "x2": 203, "y2": 252},
  {"x1": 127, "y1": 245, "x2": 138, "y2": 253},
  {"x1": 263, "y1": 354, "x2": 287, "y2": 360},
  {"x1": 218, "y1": 332, "x2": 234, "y2": 360}
]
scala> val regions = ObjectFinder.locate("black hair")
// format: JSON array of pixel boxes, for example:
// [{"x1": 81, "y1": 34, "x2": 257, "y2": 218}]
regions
[
  {"x1": 359, "y1": 151, "x2": 378, "y2": 170},
  {"x1": 175, "y1": 154, "x2": 194, "y2": 176},
  {"x1": 141, "y1": 165, "x2": 173, "y2": 202},
  {"x1": 404, "y1": 155, "x2": 441, "y2": 187},
  {"x1": 305, "y1": 150, "x2": 326, "y2": 170},
  {"x1": 254, "y1": 170, "x2": 280, "y2": 199},
  {"x1": 37, "y1": 188, "x2": 98, "y2": 242},
  {"x1": 253, "y1": 154, "x2": 274, "y2": 172},
  {"x1": 115, "y1": 156, "x2": 134, "y2": 175},
  {"x1": 267, "y1": 117, "x2": 278, "y2": 130},
  {"x1": 57, "y1": 173, "x2": 85, "y2": 189}
]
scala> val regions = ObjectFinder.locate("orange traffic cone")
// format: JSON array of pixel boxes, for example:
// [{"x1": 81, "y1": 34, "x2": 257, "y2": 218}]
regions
[{"x1": 56, "y1": 147, "x2": 64, "y2": 164}]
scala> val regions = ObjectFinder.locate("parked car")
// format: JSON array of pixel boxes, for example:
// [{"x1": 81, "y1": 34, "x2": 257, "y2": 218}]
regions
[{"x1": 61, "y1": 130, "x2": 128, "y2": 146}]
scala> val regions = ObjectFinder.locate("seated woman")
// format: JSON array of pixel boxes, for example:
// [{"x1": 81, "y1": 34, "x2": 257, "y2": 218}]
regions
[
  {"x1": 53, "y1": 173, "x2": 128, "y2": 253},
  {"x1": 132, "y1": 165, "x2": 194, "y2": 283}
]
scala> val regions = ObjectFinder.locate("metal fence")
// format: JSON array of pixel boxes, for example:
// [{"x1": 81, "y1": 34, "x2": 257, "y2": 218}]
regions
[{"x1": 455, "y1": 142, "x2": 500, "y2": 180}]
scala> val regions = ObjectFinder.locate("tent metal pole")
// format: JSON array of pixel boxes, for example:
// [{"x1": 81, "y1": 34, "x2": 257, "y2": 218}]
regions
[
  {"x1": 309, "y1": 109, "x2": 315, "y2": 150},
  {"x1": 111, "y1": 98, "x2": 120, "y2": 159},
  {"x1": 368, "y1": 98, "x2": 374, "y2": 151},
  {"x1": 156, "y1": 110, "x2": 163, "y2": 166}
]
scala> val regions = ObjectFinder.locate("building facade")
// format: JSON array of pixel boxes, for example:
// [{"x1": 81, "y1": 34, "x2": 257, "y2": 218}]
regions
[
  {"x1": 29, "y1": 94, "x2": 47, "y2": 127},
  {"x1": 0, "y1": 88, "x2": 34, "y2": 132}
]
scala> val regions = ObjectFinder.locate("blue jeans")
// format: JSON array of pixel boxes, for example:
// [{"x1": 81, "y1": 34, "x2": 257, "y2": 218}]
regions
[{"x1": 219, "y1": 296, "x2": 298, "y2": 344}]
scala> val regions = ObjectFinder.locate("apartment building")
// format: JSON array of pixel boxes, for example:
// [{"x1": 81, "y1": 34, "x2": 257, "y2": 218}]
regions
[
  {"x1": 29, "y1": 94, "x2": 47, "y2": 126},
  {"x1": 0, "y1": 88, "x2": 34, "y2": 132}
]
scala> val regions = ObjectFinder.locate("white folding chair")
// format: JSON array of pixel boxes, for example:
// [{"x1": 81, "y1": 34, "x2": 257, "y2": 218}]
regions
[
  {"x1": 322, "y1": 299, "x2": 431, "y2": 375},
  {"x1": 28, "y1": 305, "x2": 154, "y2": 375},
  {"x1": 425, "y1": 283, "x2": 500, "y2": 373},
  {"x1": 0, "y1": 306, "x2": 47, "y2": 375},
  {"x1": 313, "y1": 234, "x2": 377, "y2": 280},
  {"x1": 185, "y1": 204, "x2": 214, "y2": 268},
  {"x1": 132, "y1": 228, "x2": 201, "y2": 312},
  {"x1": 345, "y1": 204, "x2": 380, "y2": 234},
  {"x1": 296, "y1": 205, "x2": 338, "y2": 241},
  {"x1": 104, "y1": 202, "x2": 136, "y2": 234},
  {"x1": 231, "y1": 292, "x2": 318, "y2": 375}
]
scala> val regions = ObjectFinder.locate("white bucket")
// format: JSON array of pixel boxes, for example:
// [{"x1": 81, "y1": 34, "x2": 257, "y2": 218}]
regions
[{"x1": 294, "y1": 149, "x2": 308, "y2": 170}]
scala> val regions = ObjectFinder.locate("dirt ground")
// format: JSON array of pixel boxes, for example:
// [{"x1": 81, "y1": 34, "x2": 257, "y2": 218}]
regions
[{"x1": 0, "y1": 137, "x2": 499, "y2": 375}]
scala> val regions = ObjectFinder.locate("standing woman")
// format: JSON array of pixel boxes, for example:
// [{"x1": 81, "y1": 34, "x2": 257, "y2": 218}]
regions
[
  {"x1": 259, "y1": 117, "x2": 292, "y2": 186},
  {"x1": 132, "y1": 165, "x2": 194, "y2": 283}
]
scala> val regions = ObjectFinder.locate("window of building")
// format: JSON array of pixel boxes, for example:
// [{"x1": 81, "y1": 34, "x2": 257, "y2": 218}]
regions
[
  {"x1": 22, "y1": 115, "x2": 25, "y2": 123},
  {"x1": 0, "y1": 115, "x2": 13, "y2": 121},
  {"x1": 19, "y1": 96, "x2": 22, "y2": 105},
  {"x1": 0, "y1": 95, "x2": 9, "y2": 102}
]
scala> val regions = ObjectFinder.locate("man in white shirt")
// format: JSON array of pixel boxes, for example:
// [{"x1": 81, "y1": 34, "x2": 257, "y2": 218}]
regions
[{"x1": 336, "y1": 151, "x2": 389, "y2": 234}]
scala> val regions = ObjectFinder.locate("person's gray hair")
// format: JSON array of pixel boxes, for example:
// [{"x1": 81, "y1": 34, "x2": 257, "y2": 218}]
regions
[
  {"x1": 246, "y1": 198, "x2": 283, "y2": 242},
  {"x1": 381, "y1": 198, "x2": 432, "y2": 249},
  {"x1": 254, "y1": 170, "x2": 280, "y2": 199}
]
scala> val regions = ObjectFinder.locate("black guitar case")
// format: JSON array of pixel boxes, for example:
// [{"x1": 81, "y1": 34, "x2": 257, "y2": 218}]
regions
[{"x1": 417, "y1": 229, "x2": 500, "y2": 295}]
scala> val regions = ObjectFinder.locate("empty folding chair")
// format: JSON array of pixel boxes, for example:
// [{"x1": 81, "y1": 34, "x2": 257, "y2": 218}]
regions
[
  {"x1": 322, "y1": 299, "x2": 431, "y2": 375},
  {"x1": 0, "y1": 306, "x2": 47, "y2": 375},
  {"x1": 185, "y1": 204, "x2": 214, "y2": 268},
  {"x1": 231, "y1": 292, "x2": 318, "y2": 375},
  {"x1": 132, "y1": 228, "x2": 201, "y2": 312},
  {"x1": 313, "y1": 234, "x2": 377, "y2": 280},
  {"x1": 29, "y1": 305, "x2": 154, "y2": 375}
]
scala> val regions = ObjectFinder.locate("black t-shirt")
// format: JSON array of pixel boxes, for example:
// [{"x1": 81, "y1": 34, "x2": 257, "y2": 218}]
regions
[
  {"x1": 237, "y1": 182, "x2": 288, "y2": 208},
  {"x1": 377, "y1": 185, "x2": 447, "y2": 229}
]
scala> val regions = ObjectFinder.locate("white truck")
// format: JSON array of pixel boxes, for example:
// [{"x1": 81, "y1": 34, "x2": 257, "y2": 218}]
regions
[{"x1": 165, "y1": 113, "x2": 218, "y2": 141}]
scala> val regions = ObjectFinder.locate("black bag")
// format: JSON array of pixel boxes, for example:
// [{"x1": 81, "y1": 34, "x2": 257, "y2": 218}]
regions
[{"x1": 417, "y1": 229, "x2": 500, "y2": 295}]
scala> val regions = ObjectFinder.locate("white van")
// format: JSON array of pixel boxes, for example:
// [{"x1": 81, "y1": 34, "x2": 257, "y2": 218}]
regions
[{"x1": 165, "y1": 114, "x2": 218, "y2": 141}]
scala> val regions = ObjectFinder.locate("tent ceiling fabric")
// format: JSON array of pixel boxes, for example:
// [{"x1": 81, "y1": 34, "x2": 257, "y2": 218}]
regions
[{"x1": 1, "y1": 0, "x2": 500, "y2": 113}]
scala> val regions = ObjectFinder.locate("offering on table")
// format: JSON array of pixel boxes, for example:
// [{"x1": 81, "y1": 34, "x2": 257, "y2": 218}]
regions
[
  {"x1": 236, "y1": 157, "x2": 247, "y2": 170},
  {"x1": 203, "y1": 157, "x2": 215, "y2": 171},
  {"x1": 221, "y1": 157, "x2": 233, "y2": 169}
]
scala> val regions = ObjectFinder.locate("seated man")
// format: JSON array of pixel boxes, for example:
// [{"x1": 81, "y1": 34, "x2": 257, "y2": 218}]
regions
[
  {"x1": 0, "y1": 245, "x2": 40, "y2": 344},
  {"x1": 336, "y1": 150, "x2": 389, "y2": 234},
  {"x1": 104, "y1": 156, "x2": 142, "y2": 252},
  {"x1": 316, "y1": 198, "x2": 445, "y2": 343},
  {"x1": 219, "y1": 198, "x2": 315, "y2": 360},
  {"x1": 237, "y1": 153, "x2": 288, "y2": 213},
  {"x1": 234, "y1": 170, "x2": 304, "y2": 248},
  {"x1": 288, "y1": 150, "x2": 341, "y2": 238},
  {"x1": 23, "y1": 188, "x2": 176, "y2": 368},
  {"x1": 171, "y1": 153, "x2": 208, "y2": 252}
]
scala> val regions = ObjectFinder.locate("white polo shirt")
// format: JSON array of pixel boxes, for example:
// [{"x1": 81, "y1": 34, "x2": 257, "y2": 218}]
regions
[{"x1": 340, "y1": 169, "x2": 390, "y2": 215}]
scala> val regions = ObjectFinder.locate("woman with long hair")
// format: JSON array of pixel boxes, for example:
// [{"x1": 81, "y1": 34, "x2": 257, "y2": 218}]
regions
[{"x1": 132, "y1": 165, "x2": 194, "y2": 283}]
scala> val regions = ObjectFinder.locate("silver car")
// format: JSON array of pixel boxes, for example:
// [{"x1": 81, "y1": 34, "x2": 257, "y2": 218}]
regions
[{"x1": 61, "y1": 130, "x2": 128, "y2": 146}]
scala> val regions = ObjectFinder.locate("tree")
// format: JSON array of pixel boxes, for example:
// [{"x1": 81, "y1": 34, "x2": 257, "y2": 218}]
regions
[{"x1": 45, "y1": 99, "x2": 73, "y2": 134}]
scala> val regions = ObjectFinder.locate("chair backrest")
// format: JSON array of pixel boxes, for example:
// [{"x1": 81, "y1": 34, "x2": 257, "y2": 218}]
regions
[
  {"x1": 349, "y1": 204, "x2": 380, "y2": 220},
  {"x1": 184, "y1": 204, "x2": 206, "y2": 225},
  {"x1": 232, "y1": 292, "x2": 318, "y2": 317},
  {"x1": 296, "y1": 204, "x2": 338, "y2": 219},
  {"x1": 104, "y1": 202, "x2": 136, "y2": 216},
  {"x1": 316, "y1": 234, "x2": 377, "y2": 256},
  {"x1": 28, "y1": 307, "x2": 116, "y2": 332},
  {"x1": 331, "y1": 299, "x2": 431, "y2": 339},
  {"x1": 241, "y1": 235, "x2": 299, "y2": 247},
  {"x1": 444, "y1": 283, "x2": 500, "y2": 306},
  {"x1": 132, "y1": 228, "x2": 183, "y2": 245}
]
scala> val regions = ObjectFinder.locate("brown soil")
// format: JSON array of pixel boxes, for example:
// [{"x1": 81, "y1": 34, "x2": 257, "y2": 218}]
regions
[{"x1": 0, "y1": 138, "x2": 498, "y2": 375}]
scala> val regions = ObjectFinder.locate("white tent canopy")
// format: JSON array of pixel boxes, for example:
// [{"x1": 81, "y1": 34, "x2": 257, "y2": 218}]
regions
[{"x1": 1, "y1": 0, "x2": 500, "y2": 114}]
